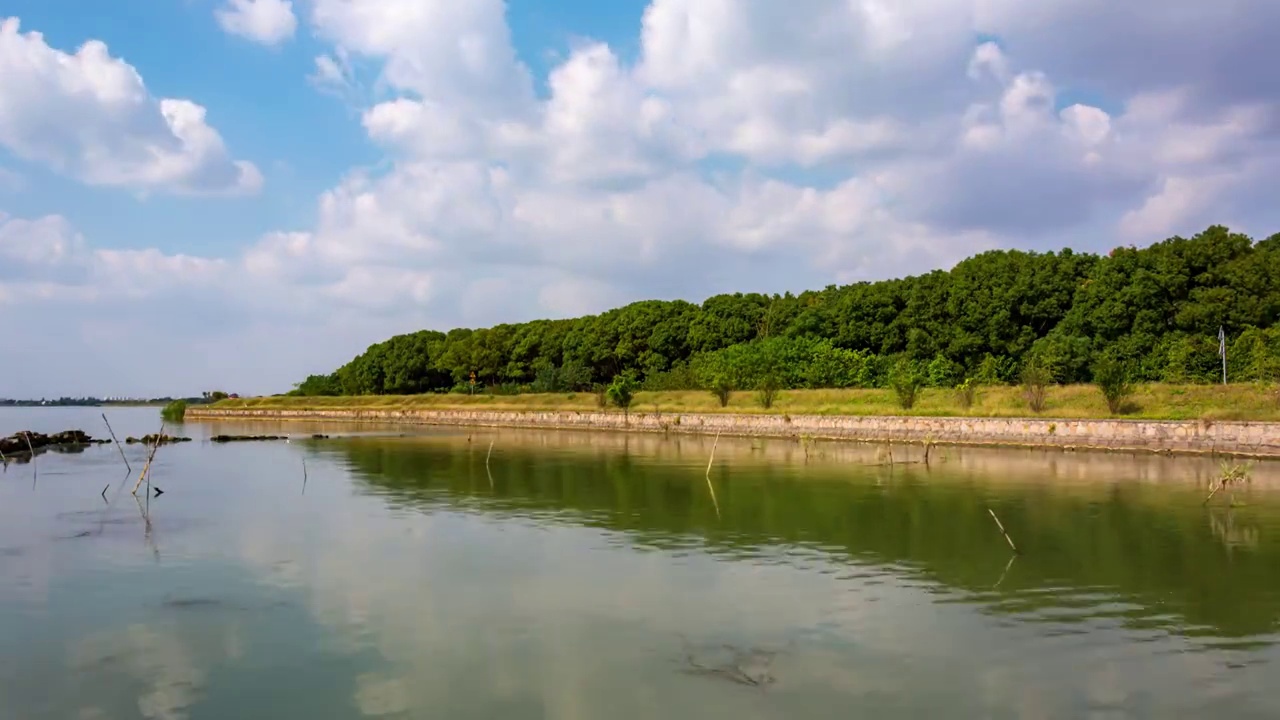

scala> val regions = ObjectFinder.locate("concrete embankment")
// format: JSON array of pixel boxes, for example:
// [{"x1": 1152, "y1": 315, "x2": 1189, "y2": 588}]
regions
[{"x1": 187, "y1": 407, "x2": 1280, "y2": 459}]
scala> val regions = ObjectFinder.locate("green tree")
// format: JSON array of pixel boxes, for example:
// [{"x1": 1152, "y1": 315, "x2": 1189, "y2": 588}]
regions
[
  {"x1": 294, "y1": 224, "x2": 1280, "y2": 400},
  {"x1": 606, "y1": 374, "x2": 638, "y2": 414}
]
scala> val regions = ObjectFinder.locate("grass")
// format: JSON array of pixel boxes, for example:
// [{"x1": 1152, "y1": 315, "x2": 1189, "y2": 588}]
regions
[{"x1": 203, "y1": 383, "x2": 1280, "y2": 422}]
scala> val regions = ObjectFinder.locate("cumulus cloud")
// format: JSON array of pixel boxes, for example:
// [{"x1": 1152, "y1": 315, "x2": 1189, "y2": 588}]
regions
[
  {"x1": 4, "y1": 0, "x2": 1280, "y2": 396},
  {"x1": 0, "y1": 18, "x2": 261, "y2": 195},
  {"x1": 215, "y1": 0, "x2": 298, "y2": 46}
]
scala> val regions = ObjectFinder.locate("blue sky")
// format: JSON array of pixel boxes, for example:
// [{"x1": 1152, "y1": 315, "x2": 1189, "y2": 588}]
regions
[
  {"x1": 0, "y1": 0, "x2": 652, "y2": 258},
  {"x1": 1, "y1": 0, "x2": 1277, "y2": 398}
]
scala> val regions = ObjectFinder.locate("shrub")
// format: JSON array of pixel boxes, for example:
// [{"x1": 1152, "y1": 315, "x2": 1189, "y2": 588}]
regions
[
  {"x1": 1093, "y1": 353, "x2": 1134, "y2": 414},
  {"x1": 532, "y1": 360, "x2": 594, "y2": 393},
  {"x1": 973, "y1": 354, "x2": 1016, "y2": 386},
  {"x1": 1021, "y1": 358, "x2": 1054, "y2": 413},
  {"x1": 954, "y1": 377, "x2": 976, "y2": 409},
  {"x1": 642, "y1": 363, "x2": 698, "y2": 391},
  {"x1": 160, "y1": 399, "x2": 187, "y2": 422},
  {"x1": 755, "y1": 374, "x2": 780, "y2": 409},
  {"x1": 926, "y1": 354, "x2": 963, "y2": 388},
  {"x1": 710, "y1": 375, "x2": 733, "y2": 407},
  {"x1": 889, "y1": 358, "x2": 926, "y2": 410},
  {"x1": 1160, "y1": 335, "x2": 1221, "y2": 384},
  {"x1": 606, "y1": 374, "x2": 638, "y2": 412}
]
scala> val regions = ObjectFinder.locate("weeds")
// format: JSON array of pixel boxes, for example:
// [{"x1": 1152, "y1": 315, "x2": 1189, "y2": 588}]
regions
[{"x1": 1204, "y1": 461, "x2": 1253, "y2": 506}]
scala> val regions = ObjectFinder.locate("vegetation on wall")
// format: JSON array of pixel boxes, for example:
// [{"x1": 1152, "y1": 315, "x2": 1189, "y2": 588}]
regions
[{"x1": 290, "y1": 226, "x2": 1280, "y2": 401}]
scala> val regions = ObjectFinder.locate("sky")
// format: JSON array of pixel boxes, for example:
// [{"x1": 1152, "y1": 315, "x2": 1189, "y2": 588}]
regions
[{"x1": 1, "y1": 0, "x2": 1278, "y2": 399}]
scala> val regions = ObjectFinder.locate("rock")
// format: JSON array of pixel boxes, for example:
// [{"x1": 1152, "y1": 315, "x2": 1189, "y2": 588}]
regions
[
  {"x1": 125, "y1": 434, "x2": 191, "y2": 445},
  {"x1": 1, "y1": 430, "x2": 105, "y2": 457}
]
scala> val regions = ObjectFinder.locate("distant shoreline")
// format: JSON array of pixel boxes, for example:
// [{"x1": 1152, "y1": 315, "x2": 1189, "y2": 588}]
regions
[
  {"x1": 187, "y1": 406, "x2": 1280, "y2": 460},
  {"x1": 0, "y1": 402, "x2": 169, "y2": 408}
]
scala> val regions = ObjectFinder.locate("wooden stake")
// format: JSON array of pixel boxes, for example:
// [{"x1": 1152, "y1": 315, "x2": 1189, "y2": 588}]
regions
[
  {"x1": 988, "y1": 508, "x2": 1019, "y2": 554},
  {"x1": 1203, "y1": 480, "x2": 1223, "y2": 506},
  {"x1": 705, "y1": 431, "x2": 722, "y2": 519},
  {"x1": 132, "y1": 423, "x2": 165, "y2": 496},
  {"x1": 24, "y1": 432, "x2": 36, "y2": 488},
  {"x1": 486, "y1": 439, "x2": 495, "y2": 489},
  {"x1": 993, "y1": 553, "x2": 1016, "y2": 590},
  {"x1": 102, "y1": 413, "x2": 131, "y2": 472}
]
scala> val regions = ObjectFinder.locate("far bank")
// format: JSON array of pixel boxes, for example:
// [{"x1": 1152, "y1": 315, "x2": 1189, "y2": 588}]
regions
[{"x1": 187, "y1": 404, "x2": 1280, "y2": 459}]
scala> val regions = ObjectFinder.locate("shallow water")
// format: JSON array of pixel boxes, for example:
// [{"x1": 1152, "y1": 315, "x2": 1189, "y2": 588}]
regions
[{"x1": 2, "y1": 406, "x2": 1279, "y2": 719}]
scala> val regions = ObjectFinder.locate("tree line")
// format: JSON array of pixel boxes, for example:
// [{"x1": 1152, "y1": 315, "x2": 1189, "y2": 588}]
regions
[{"x1": 291, "y1": 225, "x2": 1280, "y2": 400}]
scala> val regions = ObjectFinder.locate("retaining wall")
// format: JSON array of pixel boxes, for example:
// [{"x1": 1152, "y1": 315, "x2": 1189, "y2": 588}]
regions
[{"x1": 186, "y1": 408, "x2": 1280, "y2": 458}]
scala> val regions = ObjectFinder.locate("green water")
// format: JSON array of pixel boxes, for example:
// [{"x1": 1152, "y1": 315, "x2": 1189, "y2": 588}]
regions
[{"x1": 2, "y1": 407, "x2": 1279, "y2": 719}]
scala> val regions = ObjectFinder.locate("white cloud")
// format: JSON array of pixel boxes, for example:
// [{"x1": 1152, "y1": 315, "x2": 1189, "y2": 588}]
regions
[
  {"x1": 309, "y1": 0, "x2": 533, "y2": 114},
  {"x1": 4, "y1": 0, "x2": 1280, "y2": 396},
  {"x1": 215, "y1": 0, "x2": 297, "y2": 46},
  {"x1": 0, "y1": 18, "x2": 260, "y2": 195}
]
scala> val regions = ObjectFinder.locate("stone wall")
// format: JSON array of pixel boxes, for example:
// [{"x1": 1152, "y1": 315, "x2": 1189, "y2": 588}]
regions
[{"x1": 186, "y1": 407, "x2": 1280, "y2": 458}]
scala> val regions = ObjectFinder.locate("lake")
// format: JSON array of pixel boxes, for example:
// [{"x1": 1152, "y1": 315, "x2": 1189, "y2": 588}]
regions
[{"x1": 2, "y1": 406, "x2": 1279, "y2": 719}]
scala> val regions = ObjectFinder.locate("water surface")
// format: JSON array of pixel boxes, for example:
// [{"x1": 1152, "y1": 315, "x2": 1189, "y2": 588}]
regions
[{"x1": 2, "y1": 407, "x2": 1279, "y2": 719}]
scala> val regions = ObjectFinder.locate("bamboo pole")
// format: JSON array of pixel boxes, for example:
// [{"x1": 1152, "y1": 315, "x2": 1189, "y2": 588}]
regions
[
  {"x1": 1203, "y1": 480, "x2": 1223, "y2": 506},
  {"x1": 24, "y1": 432, "x2": 36, "y2": 487},
  {"x1": 993, "y1": 554, "x2": 1016, "y2": 590},
  {"x1": 705, "y1": 431, "x2": 721, "y2": 519},
  {"x1": 987, "y1": 508, "x2": 1019, "y2": 554},
  {"x1": 132, "y1": 423, "x2": 165, "y2": 495},
  {"x1": 486, "y1": 439, "x2": 495, "y2": 489},
  {"x1": 102, "y1": 413, "x2": 131, "y2": 472}
]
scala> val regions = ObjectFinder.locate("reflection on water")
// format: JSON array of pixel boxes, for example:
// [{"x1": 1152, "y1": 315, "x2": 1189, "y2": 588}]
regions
[{"x1": 2, "y1": 407, "x2": 1280, "y2": 719}]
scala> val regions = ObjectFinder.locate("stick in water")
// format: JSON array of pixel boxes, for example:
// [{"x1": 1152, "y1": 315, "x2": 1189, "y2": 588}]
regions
[
  {"x1": 132, "y1": 423, "x2": 165, "y2": 496},
  {"x1": 102, "y1": 413, "x2": 131, "y2": 472},
  {"x1": 302, "y1": 457, "x2": 308, "y2": 495},
  {"x1": 486, "y1": 439, "x2": 495, "y2": 488},
  {"x1": 24, "y1": 432, "x2": 36, "y2": 488},
  {"x1": 987, "y1": 508, "x2": 1019, "y2": 554},
  {"x1": 704, "y1": 431, "x2": 722, "y2": 519}
]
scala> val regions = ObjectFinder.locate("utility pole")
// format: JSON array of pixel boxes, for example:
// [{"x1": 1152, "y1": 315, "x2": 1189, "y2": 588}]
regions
[{"x1": 1219, "y1": 326, "x2": 1227, "y2": 385}]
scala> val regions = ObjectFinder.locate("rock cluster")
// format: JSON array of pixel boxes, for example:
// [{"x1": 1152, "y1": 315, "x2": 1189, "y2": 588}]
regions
[
  {"x1": 125, "y1": 434, "x2": 193, "y2": 445},
  {"x1": 0, "y1": 430, "x2": 108, "y2": 456}
]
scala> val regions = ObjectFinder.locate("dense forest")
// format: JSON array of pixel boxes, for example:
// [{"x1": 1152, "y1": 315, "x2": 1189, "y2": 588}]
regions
[{"x1": 291, "y1": 225, "x2": 1280, "y2": 398}]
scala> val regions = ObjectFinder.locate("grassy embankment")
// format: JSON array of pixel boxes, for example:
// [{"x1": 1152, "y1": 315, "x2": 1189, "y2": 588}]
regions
[{"x1": 205, "y1": 383, "x2": 1280, "y2": 422}]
